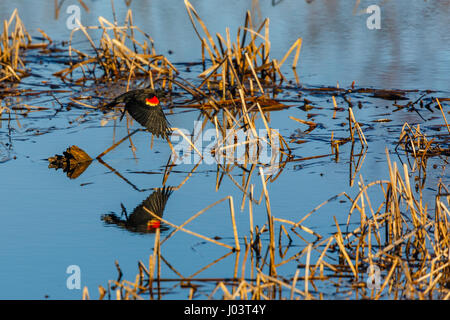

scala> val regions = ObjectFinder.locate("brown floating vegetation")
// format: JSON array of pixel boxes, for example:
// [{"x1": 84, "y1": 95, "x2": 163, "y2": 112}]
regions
[{"x1": 48, "y1": 145, "x2": 92, "y2": 179}]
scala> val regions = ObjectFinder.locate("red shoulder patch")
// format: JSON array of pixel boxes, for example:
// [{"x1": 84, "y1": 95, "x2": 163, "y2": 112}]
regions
[
  {"x1": 147, "y1": 219, "x2": 161, "y2": 229},
  {"x1": 145, "y1": 96, "x2": 159, "y2": 106}
]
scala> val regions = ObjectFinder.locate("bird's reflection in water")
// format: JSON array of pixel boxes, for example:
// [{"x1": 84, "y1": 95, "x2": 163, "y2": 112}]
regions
[{"x1": 102, "y1": 187, "x2": 173, "y2": 234}]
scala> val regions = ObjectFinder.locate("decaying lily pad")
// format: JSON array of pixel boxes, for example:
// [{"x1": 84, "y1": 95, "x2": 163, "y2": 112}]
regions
[{"x1": 48, "y1": 145, "x2": 92, "y2": 179}]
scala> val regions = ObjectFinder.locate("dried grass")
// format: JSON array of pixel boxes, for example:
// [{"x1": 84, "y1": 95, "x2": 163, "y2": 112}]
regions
[
  {"x1": 0, "y1": 10, "x2": 50, "y2": 82},
  {"x1": 54, "y1": 9, "x2": 177, "y2": 86}
]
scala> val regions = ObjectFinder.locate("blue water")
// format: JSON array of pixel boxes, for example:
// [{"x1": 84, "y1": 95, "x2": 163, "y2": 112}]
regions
[{"x1": 0, "y1": 0, "x2": 448, "y2": 299}]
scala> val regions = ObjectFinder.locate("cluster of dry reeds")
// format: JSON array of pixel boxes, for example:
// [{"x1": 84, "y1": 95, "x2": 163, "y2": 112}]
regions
[
  {"x1": 397, "y1": 99, "x2": 450, "y2": 158},
  {"x1": 0, "y1": 10, "x2": 32, "y2": 82},
  {"x1": 185, "y1": 0, "x2": 302, "y2": 97},
  {"x1": 54, "y1": 9, "x2": 177, "y2": 87},
  {"x1": 395, "y1": 98, "x2": 450, "y2": 191},
  {"x1": 0, "y1": 10, "x2": 48, "y2": 127},
  {"x1": 0, "y1": 10, "x2": 51, "y2": 82}
]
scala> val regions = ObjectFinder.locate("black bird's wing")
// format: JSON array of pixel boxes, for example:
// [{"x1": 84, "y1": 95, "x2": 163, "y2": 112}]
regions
[
  {"x1": 127, "y1": 187, "x2": 173, "y2": 226},
  {"x1": 125, "y1": 99, "x2": 171, "y2": 139}
]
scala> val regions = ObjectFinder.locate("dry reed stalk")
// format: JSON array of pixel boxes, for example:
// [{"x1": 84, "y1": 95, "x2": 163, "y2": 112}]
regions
[
  {"x1": 155, "y1": 197, "x2": 229, "y2": 257},
  {"x1": 98, "y1": 286, "x2": 106, "y2": 300},
  {"x1": 289, "y1": 115, "x2": 317, "y2": 134},
  {"x1": 249, "y1": 184, "x2": 255, "y2": 243},
  {"x1": 231, "y1": 280, "x2": 248, "y2": 300},
  {"x1": 310, "y1": 237, "x2": 334, "y2": 277},
  {"x1": 294, "y1": 192, "x2": 350, "y2": 228},
  {"x1": 217, "y1": 282, "x2": 233, "y2": 300},
  {"x1": 245, "y1": 52, "x2": 265, "y2": 94},
  {"x1": 349, "y1": 107, "x2": 368, "y2": 147},
  {"x1": 274, "y1": 217, "x2": 321, "y2": 238},
  {"x1": 359, "y1": 175, "x2": 381, "y2": 238},
  {"x1": 240, "y1": 164, "x2": 256, "y2": 211},
  {"x1": 436, "y1": 98, "x2": 450, "y2": 135},
  {"x1": 257, "y1": 270, "x2": 306, "y2": 298},
  {"x1": 374, "y1": 258, "x2": 399, "y2": 300},
  {"x1": 227, "y1": 196, "x2": 241, "y2": 251},
  {"x1": 304, "y1": 244, "x2": 312, "y2": 299},
  {"x1": 290, "y1": 267, "x2": 301, "y2": 300},
  {"x1": 143, "y1": 206, "x2": 234, "y2": 250},
  {"x1": 241, "y1": 240, "x2": 251, "y2": 281},
  {"x1": 82, "y1": 286, "x2": 90, "y2": 300},
  {"x1": 95, "y1": 129, "x2": 140, "y2": 159},
  {"x1": 187, "y1": 252, "x2": 235, "y2": 281},
  {"x1": 349, "y1": 146, "x2": 367, "y2": 186},
  {"x1": 346, "y1": 180, "x2": 389, "y2": 228},
  {"x1": 170, "y1": 128, "x2": 203, "y2": 160},
  {"x1": 334, "y1": 217, "x2": 358, "y2": 278},
  {"x1": 274, "y1": 237, "x2": 312, "y2": 268},
  {"x1": 259, "y1": 167, "x2": 276, "y2": 276}
]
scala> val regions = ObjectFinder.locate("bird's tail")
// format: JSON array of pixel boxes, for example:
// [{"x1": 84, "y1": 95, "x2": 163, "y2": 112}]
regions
[
  {"x1": 102, "y1": 100, "x2": 118, "y2": 110},
  {"x1": 101, "y1": 91, "x2": 132, "y2": 110}
]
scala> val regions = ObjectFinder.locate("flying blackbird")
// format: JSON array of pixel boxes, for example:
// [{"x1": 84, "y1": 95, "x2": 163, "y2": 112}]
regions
[{"x1": 103, "y1": 88, "x2": 171, "y2": 139}]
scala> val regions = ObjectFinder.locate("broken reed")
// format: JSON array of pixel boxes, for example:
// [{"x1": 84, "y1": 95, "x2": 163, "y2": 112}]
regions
[{"x1": 54, "y1": 9, "x2": 178, "y2": 87}]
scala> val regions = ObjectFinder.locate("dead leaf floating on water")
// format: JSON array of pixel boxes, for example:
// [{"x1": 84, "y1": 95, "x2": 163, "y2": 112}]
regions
[{"x1": 48, "y1": 145, "x2": 92, "y2": 179}]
